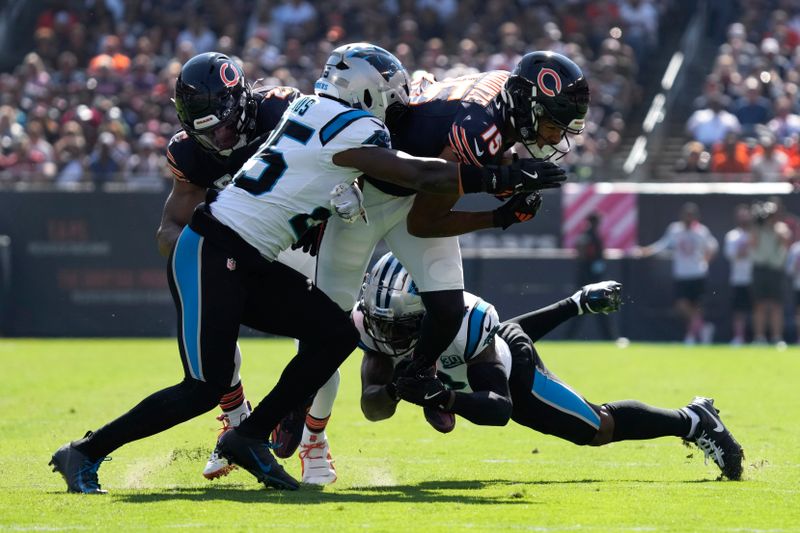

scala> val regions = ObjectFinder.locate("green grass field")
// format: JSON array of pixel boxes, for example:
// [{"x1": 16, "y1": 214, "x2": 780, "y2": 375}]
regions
[{"x1": 1, "y1": 339, "x2": 798, "y2": 532}]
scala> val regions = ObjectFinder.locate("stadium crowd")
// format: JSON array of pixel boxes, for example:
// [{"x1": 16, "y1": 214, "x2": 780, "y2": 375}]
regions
[
  {"x1": 681, "y1": 0, "x2": 800, "y2": 181},
  {"x1": 0, "y1": 0, "x2": 671, "y2": 188}
]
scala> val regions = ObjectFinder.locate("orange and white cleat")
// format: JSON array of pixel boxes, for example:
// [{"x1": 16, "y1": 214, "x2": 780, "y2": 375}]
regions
[
  {"x1": 298, "y1": 428, "x2": 337, "y2": 485},
  {"x1": 203, "y1": 414, "x2": 237, "y2": 480}
]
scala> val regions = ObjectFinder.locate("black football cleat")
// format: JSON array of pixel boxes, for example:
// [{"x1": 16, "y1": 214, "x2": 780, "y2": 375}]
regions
[
  {"x1": 217, "y1": 429, "x2": 300, "y2": 490},
  {"x1": 683, "y1": 397, "x2": 744, "y2": 481},
  {"x1": 424, "y1": 407, "x2": 456, "y2": 433},
  {"x1": 49, "y1": 434, "x2": 109, "y2": 494},
  {"x1": 270, "y1": 395, "x2": 314, "y2": 459}
]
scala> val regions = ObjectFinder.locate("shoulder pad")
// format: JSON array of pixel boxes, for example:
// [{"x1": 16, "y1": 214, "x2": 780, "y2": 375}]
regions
[{"x1": 166, "y1": 131, "x2": 194, "y2": 183}]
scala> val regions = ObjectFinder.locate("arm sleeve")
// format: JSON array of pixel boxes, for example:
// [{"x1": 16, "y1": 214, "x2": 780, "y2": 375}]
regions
[
  {"x1": 449, "y1": 361, "x2": 512, "y2": 426},
  {"x1": 504, "y1": 297, "x2": 579, "y2": 343}
]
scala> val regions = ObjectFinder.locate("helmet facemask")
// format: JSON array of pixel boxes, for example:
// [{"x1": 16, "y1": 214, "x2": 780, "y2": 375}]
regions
[
  {"x1": 173, "y1": 53, "x2": 255, "y2": 157},
  {"x1": 358, "y1": 253, "x2": 425, "y2": 357},
  {"x1": 361, "y1": 301, "x2": 424, "y2": 357},
  {"x1": 503, "y1": 68, "x2": 588, "y2": 161}
]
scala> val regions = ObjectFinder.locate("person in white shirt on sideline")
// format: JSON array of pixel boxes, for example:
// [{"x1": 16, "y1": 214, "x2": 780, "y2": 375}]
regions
[
  {"x1": 750, "y1": 201, "x2": 791, "y2": 345},
  {"x1": 724, "y1": 204, "x2": 754, "y2": 346},
  {"x1": 637, "y1": 202, "x2": 719, "y2": 345}
]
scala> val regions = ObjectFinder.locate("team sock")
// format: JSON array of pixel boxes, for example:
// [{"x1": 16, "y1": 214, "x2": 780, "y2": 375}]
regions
[
  {"x1": 604, "y1": 400, "x2": 691, "y2": 441},
  {"x1": 218, "y1": 383, "x2": 250, "y2": 427},
  {"x1": 305, "y1": 414, "x2": 330, "y2": 434},
  {"x1": 305, "y1": 371, "x2": 339, "y2": 434},
  {"x1": 680, "y1": 406, "x2": 701, "y2": 438}
]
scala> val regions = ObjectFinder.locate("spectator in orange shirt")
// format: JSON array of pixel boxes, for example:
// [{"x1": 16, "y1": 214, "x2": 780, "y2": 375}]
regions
[
  {"x1": 711, "y1": 132, "x2": 751, "y2": 176},
  {"x1": 88, "y1": 35, "x2": 130, "y2": 74}
]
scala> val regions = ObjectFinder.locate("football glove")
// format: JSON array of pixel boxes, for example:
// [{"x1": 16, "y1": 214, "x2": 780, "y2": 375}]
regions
[
  {"x1": 493, "y1": 192, "x2": 542, "y2": 230},
  {"x1": 291, "y1": 221, "x2": 326, "y2": 257},
  {"x1": 396, "y1": 375, "x2": 454, "y2": 410},
  {"x1": 330, "y1": 181, "x2": 368, "y2": 224},
  {"x1": 460, "y1": 159, "x2": 567, "y2": 195},
  {"x1": 571, "y1": 280, "x2": 623, "y2": 315}
]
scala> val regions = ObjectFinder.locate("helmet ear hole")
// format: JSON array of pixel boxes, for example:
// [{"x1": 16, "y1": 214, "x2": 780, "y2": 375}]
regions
[
  {"x1": 363, "y1": 89, "x2": 373, "y2": 109},
  {"x1": 533, "y1": 103, "x2": 544, "y2": 116}
]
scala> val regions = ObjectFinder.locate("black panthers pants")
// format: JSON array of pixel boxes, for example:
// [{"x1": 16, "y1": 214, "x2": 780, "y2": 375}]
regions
[{"x1": 77, "y1": 209, "x2": 358, "y2": 460}]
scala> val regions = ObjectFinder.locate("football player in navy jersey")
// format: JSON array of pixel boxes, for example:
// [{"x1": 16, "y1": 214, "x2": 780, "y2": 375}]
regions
[{"x1": 358, "y1": 254, "x2": 745, "y2": 481}]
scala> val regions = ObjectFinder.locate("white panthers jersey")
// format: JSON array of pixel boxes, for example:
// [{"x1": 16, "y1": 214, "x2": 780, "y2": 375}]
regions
[
  {"x1": 211, "y1": 95, "x2": 391, "y2": 260},
  {"x1": 353, "y1": 292, "x2": 512, "y2": 392}
]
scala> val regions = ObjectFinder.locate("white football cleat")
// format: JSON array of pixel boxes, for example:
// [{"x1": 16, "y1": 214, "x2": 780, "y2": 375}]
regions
[
  {"x1": 298, "y1": 428, "x2": 336, "y2": 485},
  {"x1": 203, "y1": 414, "x2": 236, "y2": 480}
]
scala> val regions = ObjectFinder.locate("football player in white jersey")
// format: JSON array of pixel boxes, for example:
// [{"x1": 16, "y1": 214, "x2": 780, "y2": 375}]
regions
[
  {"x1": 50, "y1": 45, "x2": 566, "y2": 494},
  {"x1": 270, "y1": 44, "x2": 576, "y2": 484},
  {"x1": 358, "y1": 253, "x2": 745, "y2": 481}
]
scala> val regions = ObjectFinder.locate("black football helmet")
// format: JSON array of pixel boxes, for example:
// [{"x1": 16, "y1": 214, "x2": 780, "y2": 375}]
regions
[
  {"x1": 174, "y1": 52, "x2": 256, "y2": 156},
  {"x1": 502, "y1": 51, "x2": 590, "y2": 159}
]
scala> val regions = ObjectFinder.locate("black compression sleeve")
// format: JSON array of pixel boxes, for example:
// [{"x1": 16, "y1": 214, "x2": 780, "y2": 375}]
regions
[
  {"x1": 505, "y1": 297, "x2": 579, "y2": 342},
  {"x1": 449, "y1": 361, "x2": 512, "y2": 426}
]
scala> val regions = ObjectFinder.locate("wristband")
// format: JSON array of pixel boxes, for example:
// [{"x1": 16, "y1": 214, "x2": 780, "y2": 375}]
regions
[{"x1": 458, "y1": 164, "x2": 489, "y2": 194}]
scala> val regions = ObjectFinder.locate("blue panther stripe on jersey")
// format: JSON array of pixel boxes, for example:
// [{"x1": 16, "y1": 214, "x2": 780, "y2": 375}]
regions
[{"x1": 464, "y1": 300, "x2": 490, "y2": 359}]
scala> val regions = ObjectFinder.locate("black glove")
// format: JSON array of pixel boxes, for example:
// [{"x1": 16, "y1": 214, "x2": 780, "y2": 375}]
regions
[
  {"x1": 391, "y1": 356, "x2": 414, "y2": 383},
  {"x1": 572, "y1": 280, "x2": 623, "y2": 315},
  {"x1": 396, "y1": 376, "x2": 454, "y2": 410},
  {"x1": 460, "y1": 159, "x2": 566, "y2": 195},
  {"x1": 291, "y1": 221, "x2": 326, "y2": 257},
  {"x1": 493, "y1": 192, "x2": 542, "y2": 230}
]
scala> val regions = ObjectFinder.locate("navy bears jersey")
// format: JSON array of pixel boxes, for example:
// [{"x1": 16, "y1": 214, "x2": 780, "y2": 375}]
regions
[
  {"x1": 165, "y1": 85, "x2": 301, "y2": 190},
  {"x1": 368, "y1": 71, "x2": 512, "y2": 196}
]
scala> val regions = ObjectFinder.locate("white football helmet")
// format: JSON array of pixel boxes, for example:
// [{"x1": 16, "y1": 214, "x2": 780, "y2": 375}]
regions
[
  {"x1": 359, "y1": 252, "x2": 425, "y2": 356},
  {"x1": 314, "y1": 42, "x2": 410, "y2": 122}
]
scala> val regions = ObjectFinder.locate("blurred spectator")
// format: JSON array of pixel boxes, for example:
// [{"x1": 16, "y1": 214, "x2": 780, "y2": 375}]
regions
[
  {"x1": 767, "y1": 96, "x2": 800, "y2": 142},
  {"x1": 749, "y1": 200, "x2": 791, "y2": 345},
  {"x1": 618, "y1": 0, "x2": 659, "y2": 71},
  {"x1": 176, "y1": 13, "x2": 217, "y2": 55},
  {"x1": 674, "y1": 141, "x2": 711, "y2": 173},
  {"x1": 87, "y1": 131, "x2": 124, "y2": 186},
  {"x1": 686, "y1": 95, "x2": 742, "y2": 147},
  {"x1": 89, "y1": 35, "x2": 131, "y2": 74},
  {"x1": 485, "y1": 33, "x2": 522, "y2": 72},
  {"x1": 637, "y1": 202, "x2": 719, "y2": 345},
  {"x1": 710, "y1": 132, "x2": 751, "y2": 175},
  {"x1": 733, "y1": 77, "x2": 773, "y2": 137},
  {"x1": 751, "y1": 133, "x2": 790, "y2": 181},
  {"x1": 566, "y1": 213, "x2": 617, "y2": 340},
  {"x1": 1, "y1": 135, "x2": 56, "y2": 184},
  {"x1": 127, "y1": 132, "x2": 165, "y2": 187},
  {"x1": 271, "y1": 0, "x2": 317, "y2": 45},
  {"x1": 724, "y1": 204, "x2": 754, "y2": 346}
]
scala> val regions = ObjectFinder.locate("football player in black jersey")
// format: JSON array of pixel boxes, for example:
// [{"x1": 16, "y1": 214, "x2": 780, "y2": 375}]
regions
[
  {"x1": 359, "y1": 257, "x2": 745, "y2": 481},
  {"x1": 155, "y1": 52, "x2": 309, "y2": 480},
  {"x1": 157, "y1": 52, "x2": 302, "y2": 257}
]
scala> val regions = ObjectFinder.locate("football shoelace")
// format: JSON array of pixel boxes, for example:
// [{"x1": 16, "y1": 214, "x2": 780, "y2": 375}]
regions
[
  {"x1": 79, "y1": 457, "x2": 111, "y2": 490},
  {"x1": 298, "y1": 441, "x2": 326, "y2": 461},
  {"x1": 693, "y1": 431, "x2": 725, "y2": 467}
]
